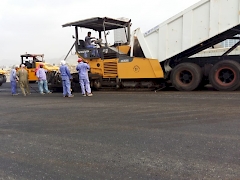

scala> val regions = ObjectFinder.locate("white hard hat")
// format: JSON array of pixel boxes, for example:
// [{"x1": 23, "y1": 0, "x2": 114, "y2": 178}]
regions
[
  {"x1": 12, "y1": 64, "x2": 18, "y2": 69},
  {"x1": 21, "y1": 64, "x2": 25, "y2": 68},
  {"x1": 60, "y1": 60, "x2": 66, "y2": 65}
]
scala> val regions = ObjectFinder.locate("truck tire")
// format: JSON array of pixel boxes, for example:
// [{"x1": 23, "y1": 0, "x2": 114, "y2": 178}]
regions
[
  {"x1": 0, "y1": 75, "x2": 3, "y2": 86},
  {"x1": 92, "y1": 79, "x2": 102, "y2": 90},
  {"x1": 171, "y1": 63, "x2": 202, "y2": 91},
  {"x1": 209, "y1": 60, "x2": 240, "y2": 91},
  {"x1": 71, "y1": 82, "x2": 81, "y2": 92},
  {"x1": 3, "y1": 75, "x2": 6, "y2": 83}
]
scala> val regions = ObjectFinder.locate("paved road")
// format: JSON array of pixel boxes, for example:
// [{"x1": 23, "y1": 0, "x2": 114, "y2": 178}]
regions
[{"x1": 0, "y1": 83, "x2": 240, "y2": 179}]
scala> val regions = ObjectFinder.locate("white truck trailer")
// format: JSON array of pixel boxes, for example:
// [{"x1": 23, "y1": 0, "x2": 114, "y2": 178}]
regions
[
  {"x1": 133, "y1": 0, "x2": 240, "y2": 91},
  {"x1": 51, "y1": 0, "x2": 240, "y2": 91}
]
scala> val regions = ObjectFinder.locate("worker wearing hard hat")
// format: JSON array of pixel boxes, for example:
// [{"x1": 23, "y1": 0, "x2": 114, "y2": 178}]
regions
[
  {"x1": 10, "y1": 64, "x2": 19, "y2": 95},
  {"x1": 36, "y1": 63, "x2": 52, "y2": 95},
  {"x1": 59, "y1": 60, "x2": 74, "y2": 98},
  {"x1": 76, "y1": 58, "x2": 93, "y2": 96}
]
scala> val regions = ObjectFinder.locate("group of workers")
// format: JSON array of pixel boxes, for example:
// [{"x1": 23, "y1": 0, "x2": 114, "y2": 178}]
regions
[
  {"x1": 10, "y1": 63, "x2": 52, "y2": 96},
  {"x1": 10, "y1": 64, "x2": 30, "y2": 96},
  {"x1": 9, "y1": 31, "x2": 97, "y2": 97},
  {"x1": 9, "y1": 58, "x2": 93, "y2": 97},
  {"x1": 59, "y1": 58, "x2": 92, "y2": 97}
]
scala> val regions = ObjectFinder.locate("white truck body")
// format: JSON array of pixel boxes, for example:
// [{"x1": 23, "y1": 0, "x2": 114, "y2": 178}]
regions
[{"x1": 135, "y1": 0, "x2": 240, "y2": 62}]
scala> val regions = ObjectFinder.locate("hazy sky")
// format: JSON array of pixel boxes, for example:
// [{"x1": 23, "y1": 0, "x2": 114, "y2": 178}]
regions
[{"x1": 0, "y1": 0, "x2": 200, "y2": 66}]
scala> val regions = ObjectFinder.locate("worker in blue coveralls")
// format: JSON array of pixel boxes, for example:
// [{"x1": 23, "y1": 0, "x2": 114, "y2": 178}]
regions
[
  {"x1": 59, "y1": 60, "x2": 74, "y2": 98},
  {"x1": 76, "y1": 58, "x2": 93, "y2": 97},
  {"x1": 10, "y1": 64, "x2": 19, "y2": 95},
  {"x1": 36, "y1": 63, "x2": 52, "y2": 95}
]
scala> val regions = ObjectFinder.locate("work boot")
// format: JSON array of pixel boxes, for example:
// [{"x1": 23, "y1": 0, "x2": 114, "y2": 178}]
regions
[
  {"x1": 82, "y1": 94, "x2": 86, "y2": 97},
  {"x1": 87, "y1": 93, "x2": 93, "y2": 97},
  {"x1": 68, "y1": 95, "x2": 74, "y2": 98}
]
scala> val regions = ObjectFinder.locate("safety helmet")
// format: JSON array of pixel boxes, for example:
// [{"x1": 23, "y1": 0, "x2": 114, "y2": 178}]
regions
[
  {"x1": 60, "y1": 60, "x2": 66, "y2": 65},
  {"x1": 13, "y1": 64, "x2": 18, "y2": 69}
]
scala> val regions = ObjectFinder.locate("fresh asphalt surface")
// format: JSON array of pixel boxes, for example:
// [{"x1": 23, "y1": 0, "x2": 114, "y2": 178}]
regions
[{"x1": 0, "y1": 82, "x2": 240, "y2": 180}]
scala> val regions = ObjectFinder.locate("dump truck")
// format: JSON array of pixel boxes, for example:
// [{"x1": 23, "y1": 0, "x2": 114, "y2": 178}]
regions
[
  {"x1": 20, "y1": 53, "x2": 59, "y2": 82},
  {"x1": 50, "y1": 0, "x2": 240, "y2": 91},
  {"x1": 0, "y1": 69, "x2": 7, "y2": 86}
]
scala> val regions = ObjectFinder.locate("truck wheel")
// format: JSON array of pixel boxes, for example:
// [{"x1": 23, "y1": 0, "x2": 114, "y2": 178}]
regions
[
  {"x1": 171, "y1": 63, "x2": 202, "y2": 91},
  {"x1": 92, "y1": 79, "x2": 102, "y2": 90},
  {"x1": 3, "y1": 75, "x2": 6, "y2": 83},
  {"x1": 71, "y1": 82, "x2": 81, "y2": 92},
  {"x1": 209, "y1": 60, "x2": 240, "y2": 91},
  {"x1": 0, "y1": 75, "x2": 3, "y2": 86}
]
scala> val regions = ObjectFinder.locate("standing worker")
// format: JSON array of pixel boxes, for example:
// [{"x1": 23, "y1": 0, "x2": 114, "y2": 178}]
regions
[
  {"x1": 10, "y1": 65, "x2": 19, "y2": 95},
  {"x1": 16, "y1": 64, "x2": 30, "y2": 96},
  {"x1": 36, "y1": 63, "x2": 52, "y2": 95},
  {"x1": 76, "y1": 58, "x2": 93, "y2": 97},
  {"x1": 59, "y1": 60, "x2": 74, "y2": 98}
]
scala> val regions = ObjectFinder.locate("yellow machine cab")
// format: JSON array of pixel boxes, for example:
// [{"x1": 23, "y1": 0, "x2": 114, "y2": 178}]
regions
[{"x1": 20, "y1": 53, "x2": 59, "y2": 82}]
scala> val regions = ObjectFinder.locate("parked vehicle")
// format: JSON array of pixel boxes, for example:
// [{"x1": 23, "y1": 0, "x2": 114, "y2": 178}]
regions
[{"x1": 20, "y1": 53, "x2": 59, "y2": 83}]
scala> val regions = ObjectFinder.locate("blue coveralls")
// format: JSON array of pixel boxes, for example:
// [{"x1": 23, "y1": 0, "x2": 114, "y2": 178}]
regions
[
  {"x1": 10, "y1": 68, "x2": 18, "y2": 95},
  {"x1": 59, "y1": 65, "x2": 72, "y2": 97},
  {"x1": 76, "y1": 62, "x2": 91, "y2": 95}
]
